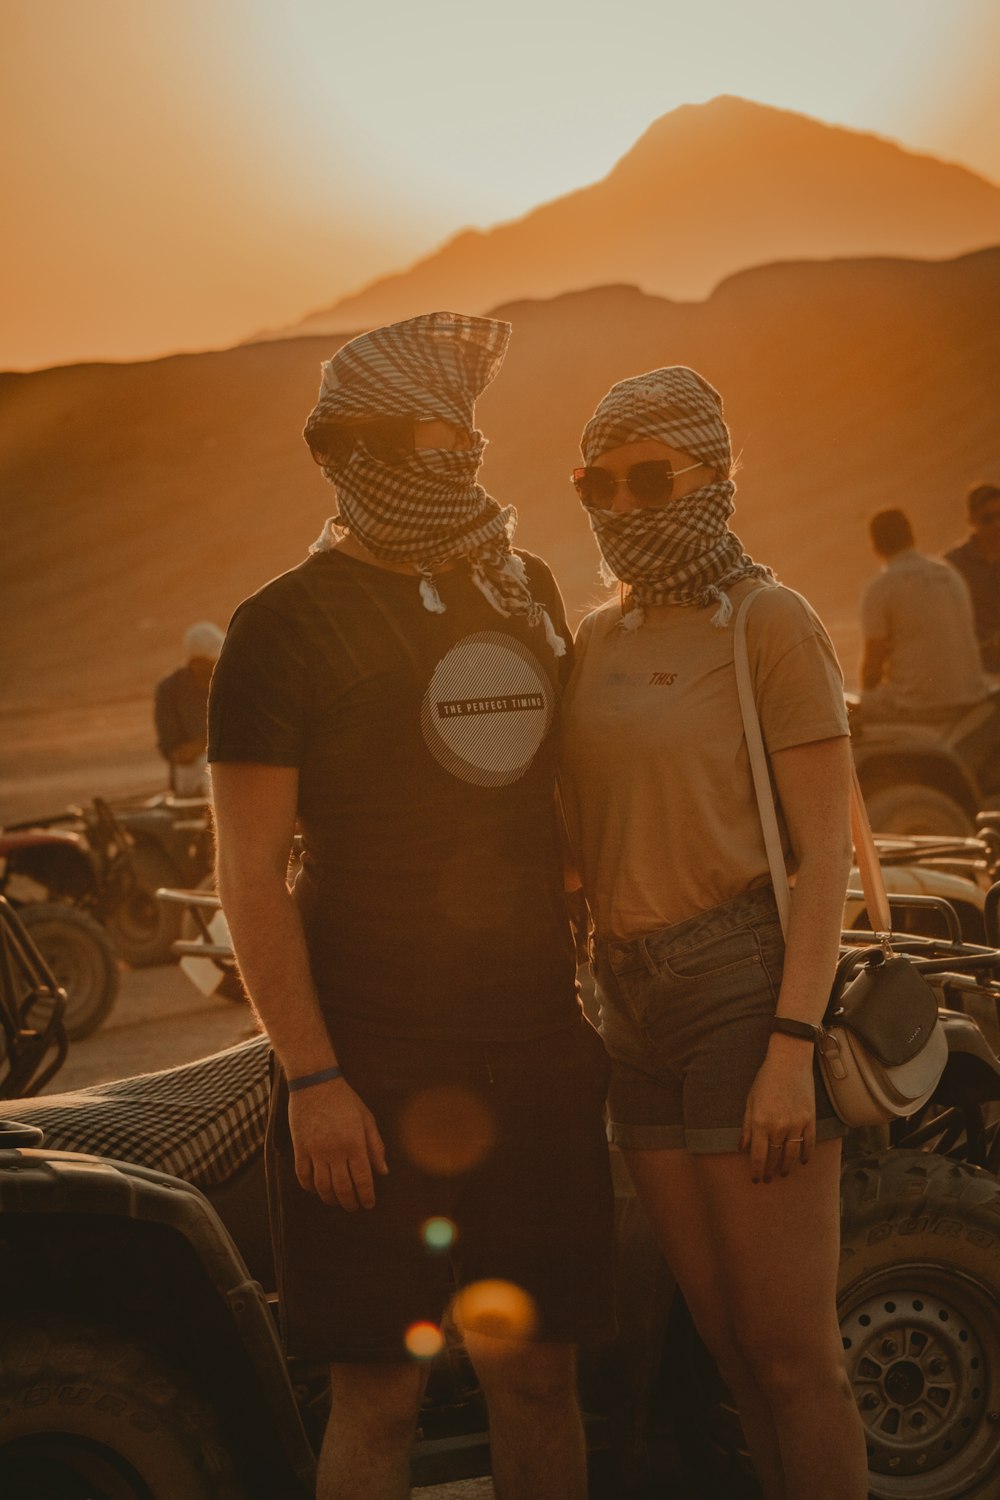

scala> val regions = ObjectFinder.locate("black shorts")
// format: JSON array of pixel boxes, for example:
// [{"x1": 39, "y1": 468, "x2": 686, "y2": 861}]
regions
[{"x1": 266, "y1": 1016, "x2": 616, "y2": 1363}]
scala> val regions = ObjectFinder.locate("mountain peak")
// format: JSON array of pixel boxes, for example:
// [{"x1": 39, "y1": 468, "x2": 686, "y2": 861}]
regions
[
  {"x1": 264, "y1": 101, "x2": 1000, "y2": 341},
  {"x1": 618, "y1": 94, "x2": 868, "y2": 168}
]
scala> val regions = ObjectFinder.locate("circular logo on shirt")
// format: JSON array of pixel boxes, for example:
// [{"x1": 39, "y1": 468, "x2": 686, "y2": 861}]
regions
[{"x1": 420, "y1": 631, "x2": 554, "y2": 787}]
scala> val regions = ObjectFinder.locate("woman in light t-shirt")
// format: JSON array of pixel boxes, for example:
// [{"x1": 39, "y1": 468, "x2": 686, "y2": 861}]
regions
[{"x1": 559, "y1": 366, "x2": 868, "y2": 1500}]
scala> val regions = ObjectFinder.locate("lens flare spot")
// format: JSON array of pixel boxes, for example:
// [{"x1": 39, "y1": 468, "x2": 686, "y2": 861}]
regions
[
  {"x1": 452, "y1": 1279, "x2": 538, "y2": 1342},
  {"x1": 422, "y1": 1216, "x2": 457, "y2": 1253},
  {"x1": 405, "y1": 1321, "x2": 444, "y2": 1360},
  {"x1": 399, "y1": 1086, "x2": 496, "y2": 1175}
]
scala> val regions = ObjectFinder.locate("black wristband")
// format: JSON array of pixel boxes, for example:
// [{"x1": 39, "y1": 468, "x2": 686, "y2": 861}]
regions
[
  {"x1": 769, "y1": 1017, "x2": 820, "y2": 1044},
  {"x1": 287, "y1": 1065, "x2": 344, "y2": 1094}
]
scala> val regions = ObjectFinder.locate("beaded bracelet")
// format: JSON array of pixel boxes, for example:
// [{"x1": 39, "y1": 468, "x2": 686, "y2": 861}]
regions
[{"x1": 288, "y1": 1065, "x2": 344, "y2": 1094}]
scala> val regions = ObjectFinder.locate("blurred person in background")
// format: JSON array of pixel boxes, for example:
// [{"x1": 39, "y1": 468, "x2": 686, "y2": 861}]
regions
[
  {"x1": 154, "y1": 620, "x2": 224, "y2": 795},
  {"x1": 860, "y1": 508, "x2": 990, "y2": 720},
  {"x1": 945, "y1": 482, "x2": 1000, "y2": 676},
  {"x1": 559, "y1": 365, "x2": 868, "y2": 1500},
  {"x1": 209, "y1": 312, "x2": 614, "y2": 1500}
]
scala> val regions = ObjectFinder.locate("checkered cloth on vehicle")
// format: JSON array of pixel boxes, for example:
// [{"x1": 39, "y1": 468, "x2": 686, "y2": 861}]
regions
[
  {"x1": 580, "y1": 365, "x2": 773, "y2": 628},
  {"x1": 2, "y1": 1034, "x2": 271, "y2": 1188}
]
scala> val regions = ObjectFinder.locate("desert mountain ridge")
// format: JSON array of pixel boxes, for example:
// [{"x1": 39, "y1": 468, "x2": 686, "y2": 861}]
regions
[
  {"x1": 2, "y1": 245, "x2": 999, "y2": 817},
  {"x1": 259, "y1": 95, "x2": 1000, "y2": 340}
]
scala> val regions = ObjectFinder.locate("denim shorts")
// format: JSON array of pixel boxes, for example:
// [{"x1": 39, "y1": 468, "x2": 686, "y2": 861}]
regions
[{"x1": 592, "y1": 885, "x2": 845, "y2": 1154}]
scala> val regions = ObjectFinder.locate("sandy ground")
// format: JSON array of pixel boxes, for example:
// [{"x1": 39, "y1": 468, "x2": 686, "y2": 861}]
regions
[{"x1": 0, "y1": 700, "x2": 165, "y2": 826}]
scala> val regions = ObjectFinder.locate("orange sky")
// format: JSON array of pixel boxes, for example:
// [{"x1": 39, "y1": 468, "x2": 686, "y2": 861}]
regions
[{"x1": 3, "y1": 0, "x2": 999, "y2": 372}]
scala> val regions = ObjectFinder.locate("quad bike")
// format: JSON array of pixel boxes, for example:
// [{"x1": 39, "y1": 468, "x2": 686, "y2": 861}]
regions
[
  {"x1": 0, "y1": 897, "x2": 68, "y2": 1100},
  {"x1": 0, "y1": 819, "x2": 120, "y2": 1039},
  {"x1": 2, "y1": 889, "x2": 1000, "y2": 1498},
  {"x1": 99, "y1": 793, "x2": 214, "y2": 967},
  {"x1": 666, "y1": 888, "x2": 1000, "y2": 1500},
  {"x1": 842, "y1": 811, "x2": 1000, "y2": 944},
  {"x1": 4, "y1": 793, "x2": 214, "y2": 970},
  {"x1": 850, "y1": 690, "x2": 1000, "y2": 836}
]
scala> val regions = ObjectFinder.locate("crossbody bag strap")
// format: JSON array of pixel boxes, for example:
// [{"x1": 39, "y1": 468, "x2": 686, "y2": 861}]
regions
[
  {"x1": 733, "y1": 588, "x2": 893, "y2": 943},
  {"x1": 733, "y1": 589, "x2": 791, "y2": 936}
]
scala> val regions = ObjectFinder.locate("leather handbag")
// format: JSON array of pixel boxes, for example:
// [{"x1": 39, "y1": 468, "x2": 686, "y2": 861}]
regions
[{"x1": 734, "y1": 588, "x2": 947, "y2": 1127}]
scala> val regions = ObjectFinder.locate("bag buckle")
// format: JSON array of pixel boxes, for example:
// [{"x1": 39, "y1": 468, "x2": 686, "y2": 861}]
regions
[{"x1": 818, "y1": 1029, "x2": 848, "y2": 1081}]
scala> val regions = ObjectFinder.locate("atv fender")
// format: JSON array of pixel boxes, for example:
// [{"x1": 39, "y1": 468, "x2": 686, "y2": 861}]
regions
[
  {"x1": 0, "y1": 1145, "x2": 315, "y2": 1493},
  {"x1": 937, "y1": 1009, "x2": 1000, "y2": 1105}
]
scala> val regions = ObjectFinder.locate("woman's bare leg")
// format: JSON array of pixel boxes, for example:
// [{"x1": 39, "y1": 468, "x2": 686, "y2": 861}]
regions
[
  {"x1": 623, "y1": 1140, "x2": 869, "y2": 1500},
  {"x1": 623, "y1": 1147, "x2": 787, "y2": 1499}
]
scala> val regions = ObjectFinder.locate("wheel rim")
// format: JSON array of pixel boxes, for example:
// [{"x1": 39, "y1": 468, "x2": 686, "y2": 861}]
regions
[
  {"x1": 105, "y1": 848, "x2": 184, "y2": 963},
  {"x1": 112, "y1": 886, "x2": 165, "y2": 946},
  {"x1": 841, "y1": 1263, "x2": 1000, "y2": 1497}
]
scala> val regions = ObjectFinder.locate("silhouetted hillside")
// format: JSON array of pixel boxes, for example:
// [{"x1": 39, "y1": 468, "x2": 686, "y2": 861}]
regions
[{"x1": 269, "y1": 96, "x2": 1000, "y2": 336}]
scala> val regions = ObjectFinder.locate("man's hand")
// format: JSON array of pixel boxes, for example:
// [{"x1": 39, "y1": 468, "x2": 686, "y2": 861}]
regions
[
  {"x1": 170, "y1": 737, "x2": 207, "y2": 766},
  {"x1": 289, "y1": 1079, "x2": 388, "y2": 1211}
]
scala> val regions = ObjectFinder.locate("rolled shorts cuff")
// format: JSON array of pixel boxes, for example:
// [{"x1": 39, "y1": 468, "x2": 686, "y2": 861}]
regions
[
  {"x1": 607, "y1": 1119, "x2": 686, "y2": 1150},
  {"x1": 608, "y1": 1113, "x2": 847, "y2": 1155}
]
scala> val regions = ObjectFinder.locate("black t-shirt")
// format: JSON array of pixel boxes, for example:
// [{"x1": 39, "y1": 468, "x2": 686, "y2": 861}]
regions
[{"x1": 208, "y1": 548, "x2": 579, "y2": 1042}]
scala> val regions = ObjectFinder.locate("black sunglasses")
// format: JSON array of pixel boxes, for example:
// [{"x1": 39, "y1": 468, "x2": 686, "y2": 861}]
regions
[
  {"x1": 309, "y1": 416, "x2": 415, "y2": 467},
  {"x1": 571, "y1": 459, "x2": 703, "y2": 509}
]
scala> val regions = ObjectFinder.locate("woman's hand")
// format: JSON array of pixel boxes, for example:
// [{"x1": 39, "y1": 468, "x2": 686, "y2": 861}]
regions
[
  {"x1": 741, "y1": 735, "x2": 853, "y2": 1184},
  {"x1": 740, "y1": 1036, "x2": 816, "y2": 1183}
]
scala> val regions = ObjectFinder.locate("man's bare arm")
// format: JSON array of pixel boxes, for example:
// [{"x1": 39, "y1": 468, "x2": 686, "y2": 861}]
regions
[
  {"x1": 860, "y1": 636, "x2": 888, "y2": 691},
  {"x1": 212, "y1": 762, "x2": 386, "y2": 1211}
]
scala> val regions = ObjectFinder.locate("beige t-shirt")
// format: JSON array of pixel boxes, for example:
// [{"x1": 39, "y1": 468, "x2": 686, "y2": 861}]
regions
[
  {"x1": 559, "y1": 579, "x2": 849, "y2": 939},
  {"x1": 860, "y1": 549, "x2": 989, "y2": 713}
]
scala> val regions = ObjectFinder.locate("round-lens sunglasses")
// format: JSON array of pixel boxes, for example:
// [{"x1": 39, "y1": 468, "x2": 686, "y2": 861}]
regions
[
  {"x1": 309, "y1": 416, "x2": 415, "y2": 467},
  {"x1": 571, "y1": 460, "x2": 703, "y2": 509}
]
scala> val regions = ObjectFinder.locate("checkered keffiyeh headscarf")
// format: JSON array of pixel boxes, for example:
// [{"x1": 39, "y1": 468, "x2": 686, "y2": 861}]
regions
[
  {"x1": 304, "y1": 311, "x2": 565, "y2": 656},
  {"x1": 581, "y1": 366, "x2": 773, "y2": 628}
]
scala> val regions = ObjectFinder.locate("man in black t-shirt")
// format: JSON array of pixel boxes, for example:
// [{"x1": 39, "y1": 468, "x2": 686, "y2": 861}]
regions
[{"x1": 209, "y1": 313, "x2": 613, "y2": 1500}]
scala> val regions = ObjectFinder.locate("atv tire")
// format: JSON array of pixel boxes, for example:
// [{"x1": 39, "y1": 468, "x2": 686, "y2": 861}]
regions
[
  {"x1": 666, "y1": 1149, "x2": 1000, "y2": 1500},
  {"x1": 105, "y1": 840, "x2": 183, "y2": 968},
  {"x1": 863, "y1": 785, "x2": 974, "y2": 837},
  {"x1": 839, "y1": 1150, "x2": 1000, "y2": 1498},
  {"x1": 0, "y1": 1318, "x2": 248, "y2": 1500},
  {"x1": 18, "y1": 902, "x2": 119, "y2": 1040}
]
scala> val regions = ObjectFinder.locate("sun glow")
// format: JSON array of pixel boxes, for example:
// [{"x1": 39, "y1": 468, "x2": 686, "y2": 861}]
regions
[{"x1": 3, "y1": 0, "x2": 998, "y2": 369}]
